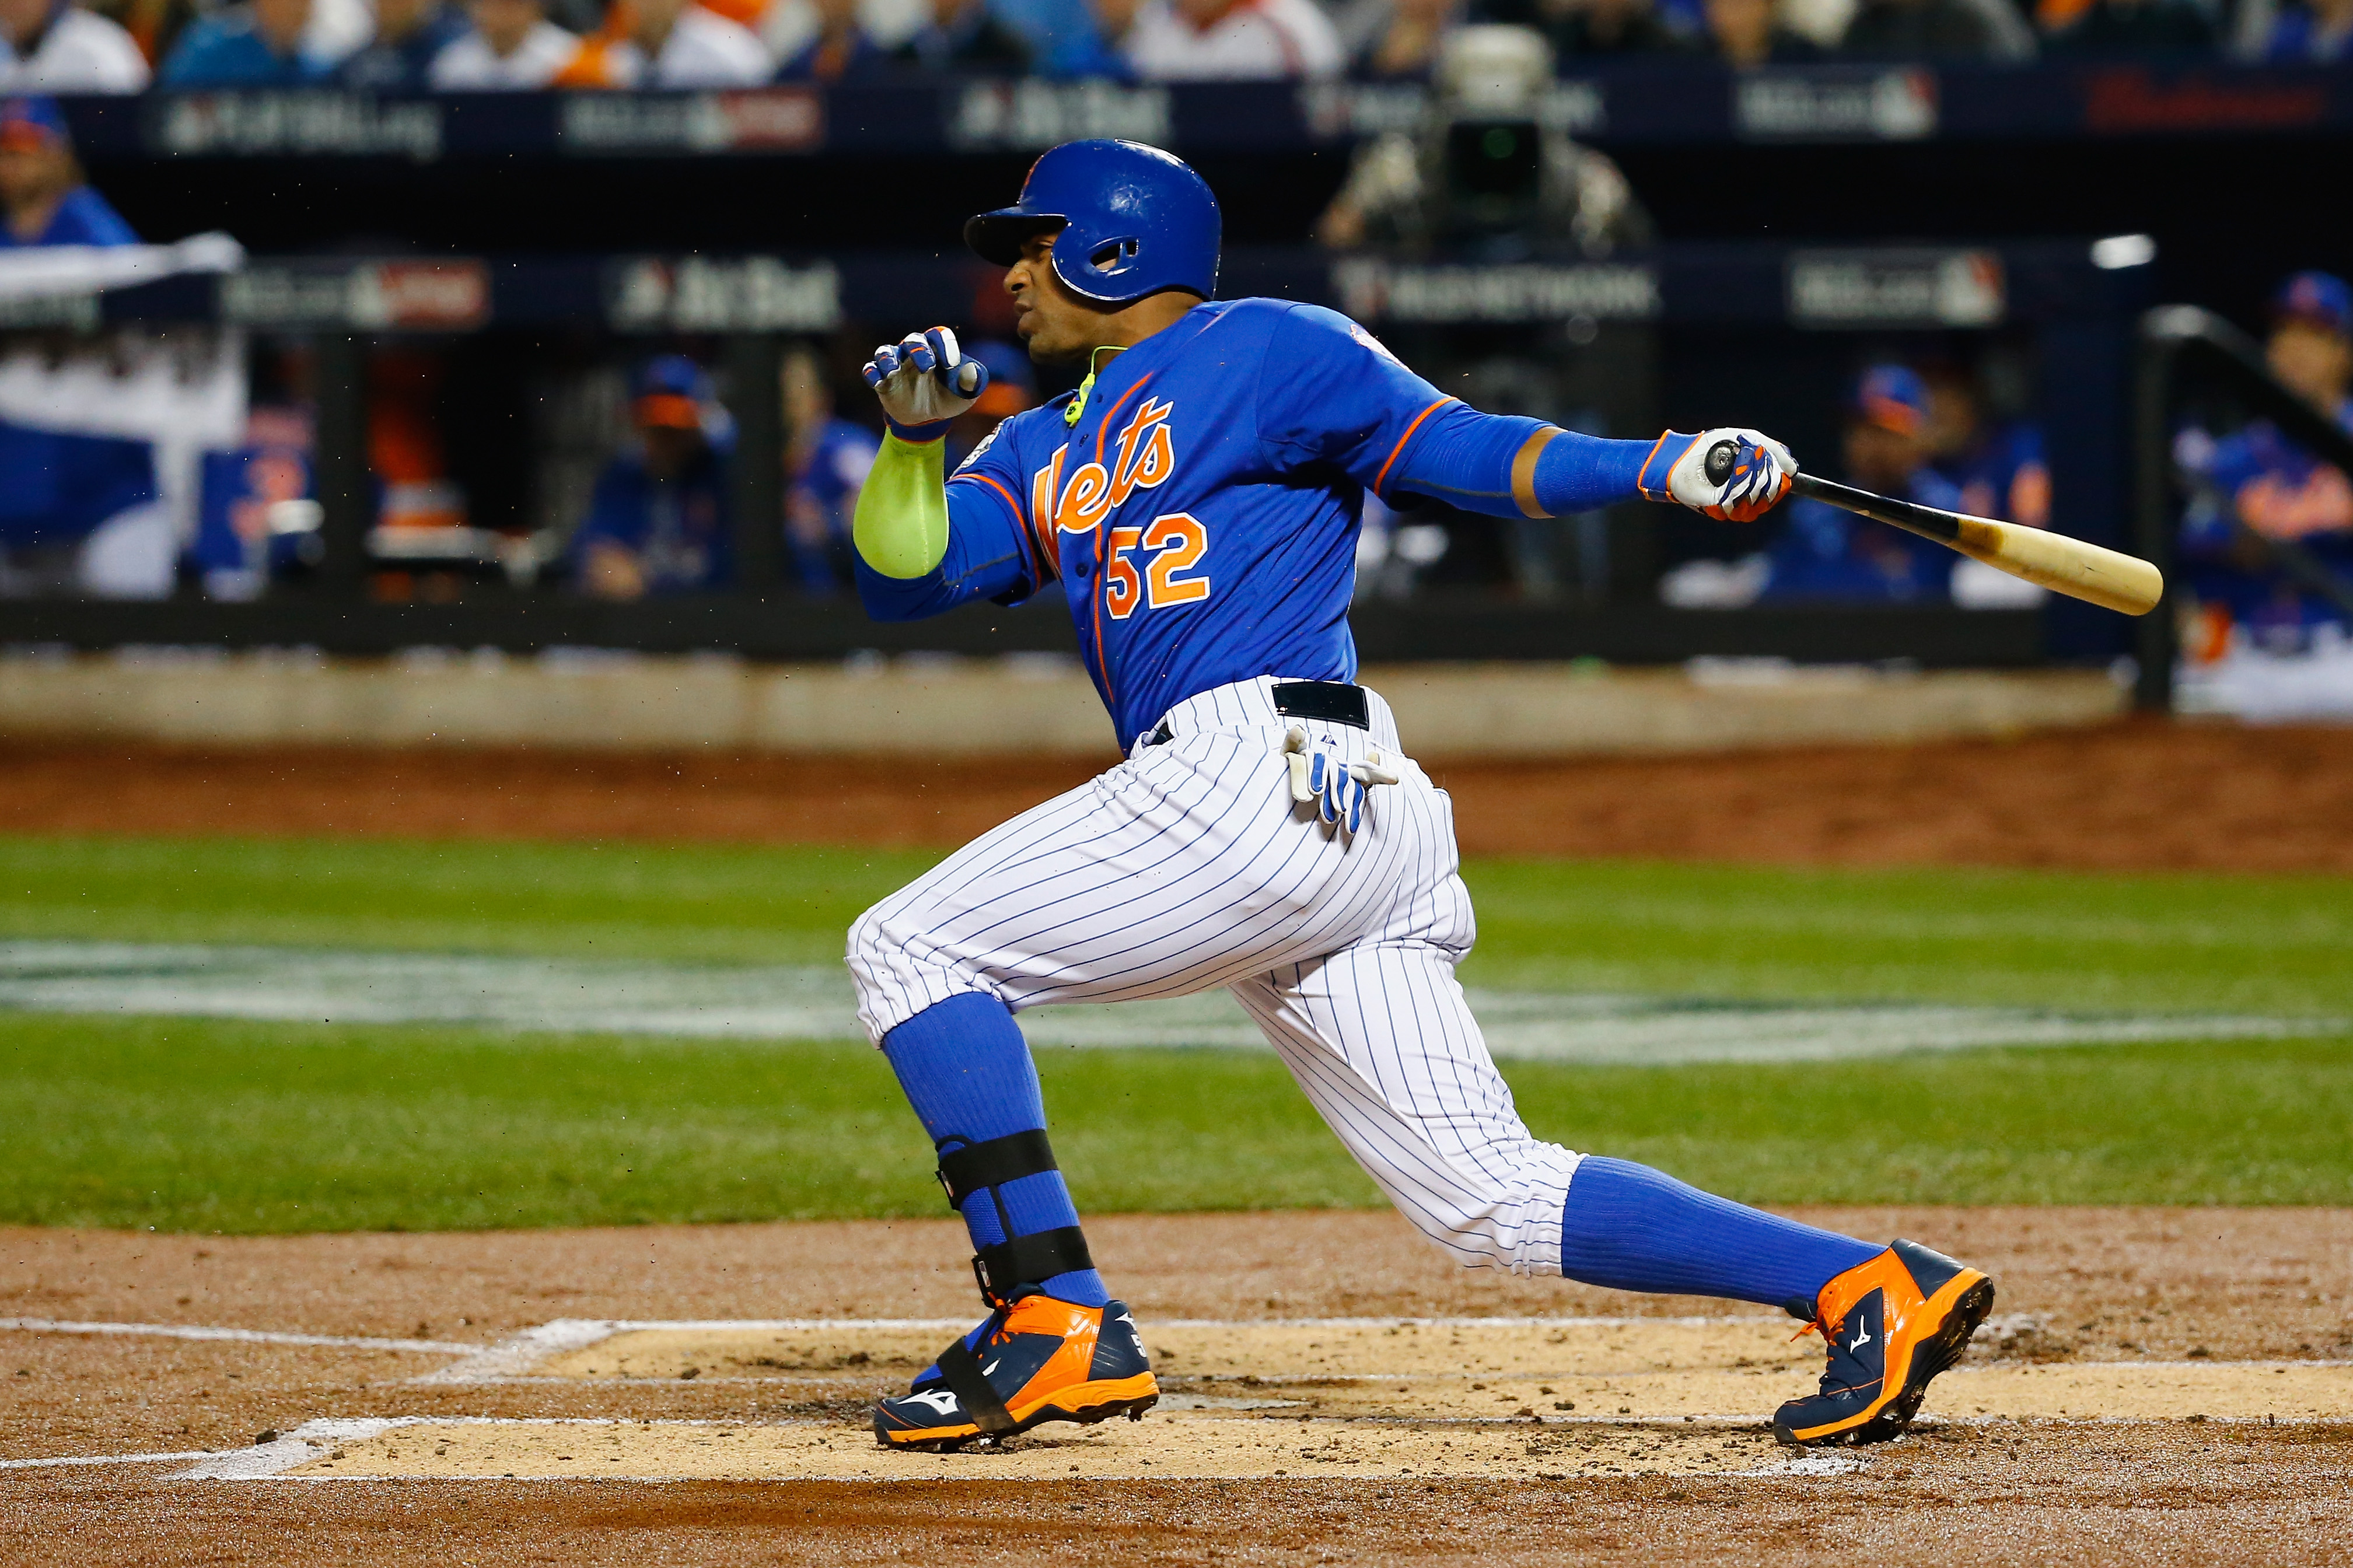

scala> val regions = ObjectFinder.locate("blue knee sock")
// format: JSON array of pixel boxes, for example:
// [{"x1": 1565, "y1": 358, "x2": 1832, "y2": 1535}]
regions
[
  {"x1": 1558, "y1": 1157, "x2": 1882, "y2": 1319},
  {"x1": 880, "y1": 992, "x2": 1110, "y2": 1309}
]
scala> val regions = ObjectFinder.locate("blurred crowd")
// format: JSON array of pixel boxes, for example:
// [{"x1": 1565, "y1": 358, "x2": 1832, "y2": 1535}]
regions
[{"x1": 0, "y1": 0, "x2": 2341, "y2": 94}]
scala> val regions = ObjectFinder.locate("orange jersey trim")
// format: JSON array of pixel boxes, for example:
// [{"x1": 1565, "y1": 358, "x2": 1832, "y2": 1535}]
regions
[
  {"x1": 959, "y1": 471, "x2": 1053, "y2": 586},
  {"x1": 1372, "y1": 397, "x2": 1456, "y2": 499}
]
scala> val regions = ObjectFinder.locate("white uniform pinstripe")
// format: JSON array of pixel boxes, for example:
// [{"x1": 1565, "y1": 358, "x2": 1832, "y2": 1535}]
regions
[{"x1": 848, "y1": 676, "x2": 1581, "y2": 1278}]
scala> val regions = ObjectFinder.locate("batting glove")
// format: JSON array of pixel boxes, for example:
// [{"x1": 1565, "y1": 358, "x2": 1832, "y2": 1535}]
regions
[
  {"x1": 1639, "y1": 428, "x2": 1798, "y2": 523},
  {"x1": 862, "y1": 327, "x2": 990, "y2": 441},
  {"x1": 1283, "y1": 726, "x2": 1399, "y2": 835}
]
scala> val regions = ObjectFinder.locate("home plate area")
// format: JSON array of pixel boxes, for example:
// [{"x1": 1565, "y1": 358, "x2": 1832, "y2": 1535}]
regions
[{"x1": 193, "y1": 1316, "x2": 2352, "y2": 1485}]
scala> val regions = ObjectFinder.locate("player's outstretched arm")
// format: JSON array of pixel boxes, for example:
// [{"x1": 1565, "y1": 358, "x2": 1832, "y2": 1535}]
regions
[
  {"x1": 850, "y1": 328, "x2": 1032, "y2": 622},
  {"x1": 1387, "y1": 406, "x2": 1796, "y2": 524},
  {"x1": 1259, "y1": 303, "x2": 1795, "y2": 526}
]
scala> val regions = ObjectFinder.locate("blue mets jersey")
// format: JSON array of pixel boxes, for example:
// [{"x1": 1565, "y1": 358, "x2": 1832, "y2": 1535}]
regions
[{"x1": 865, "y1": 299, "x2": 1487, "y2": 749}]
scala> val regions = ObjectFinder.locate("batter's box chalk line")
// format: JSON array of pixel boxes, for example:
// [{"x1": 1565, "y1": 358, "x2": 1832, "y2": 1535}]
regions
[
  {"x1": 406, "y1": 1313, "x2": 1771, "y2": 1385},
  {"x1": 0, "y1": 1317, "x2": 471, "y2": 1356},
  {"x1": 168, "y1": 1415, "x2": 1874, "y2": 1484}
]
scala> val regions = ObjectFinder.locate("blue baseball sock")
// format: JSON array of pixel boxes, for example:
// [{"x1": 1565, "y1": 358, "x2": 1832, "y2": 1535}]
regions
[
  {"x1": 880, "y1": 992, "x2": 1110, "y2": 1311},
  {"x1": 1558, "y1": 1157, "x2": 1882, "y2": 1319}
]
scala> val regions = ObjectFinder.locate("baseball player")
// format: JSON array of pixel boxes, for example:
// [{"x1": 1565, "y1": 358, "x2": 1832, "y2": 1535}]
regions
[{"x1": 847, "y1": 139, "x2": 1994, "y2": 1454}]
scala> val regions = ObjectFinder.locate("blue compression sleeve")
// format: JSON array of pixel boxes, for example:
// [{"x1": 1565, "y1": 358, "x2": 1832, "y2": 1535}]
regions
[
  {"x1": 1532, "y1": 429, "x2": 1652, "y2": 516},
  {"x1": 1384, "y1": 401, "x2": 1653, "y2": 519},
  {"x1": 1558, "y1": 1157, "x2": 1881, "y2": 1319},
  {"x1": 880, "y1": 993, "x2": 1110, "y2": 1309}
]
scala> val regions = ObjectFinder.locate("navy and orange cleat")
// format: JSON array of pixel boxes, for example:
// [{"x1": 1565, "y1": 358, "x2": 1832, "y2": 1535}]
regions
[
  {"x1": 873, "y1": 1293, "x2": 1159, "y2": 1451},
  {"x1": 1774, "y1": 1238, "x2": 1995, "y2": 1448}
]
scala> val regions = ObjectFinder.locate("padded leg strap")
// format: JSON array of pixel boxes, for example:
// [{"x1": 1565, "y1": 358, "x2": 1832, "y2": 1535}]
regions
[
  {"x1": 936, "y1": 1128, "x2": 1059, "y2": 1210},
  {"x1": 973, "y1": 1226, "x2": 1094, "y2": 1306},
  {"x1": 934, "y1": 1336, "x2": 1017, "y2": 1436}
]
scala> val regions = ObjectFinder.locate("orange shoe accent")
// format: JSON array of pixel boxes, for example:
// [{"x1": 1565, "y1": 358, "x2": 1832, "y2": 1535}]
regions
[
  {"x1": 875, "y1": 1296, "x2": 1159, "y2": 1451},
  {"x1": 1774, "y1": 1239, "x2": 1995, "y2": 1448}
]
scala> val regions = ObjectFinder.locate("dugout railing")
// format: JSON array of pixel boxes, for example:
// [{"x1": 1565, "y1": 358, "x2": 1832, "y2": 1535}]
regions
[{"x1": 2131, "y1": 305, "x2": 2353, "y2": 712}]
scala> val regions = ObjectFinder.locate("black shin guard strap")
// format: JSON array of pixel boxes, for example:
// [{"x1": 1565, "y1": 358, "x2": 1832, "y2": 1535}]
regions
[
  {"x1": 936, "y1": 1129, "x2": 1060, "y2": 1211},
  {"x1": 934, "y1": 1336, "x2": 1018, "y2": 1436},
  {"x1": 973, "y1": 1226, "x2": 1093, "y2": 1303}
]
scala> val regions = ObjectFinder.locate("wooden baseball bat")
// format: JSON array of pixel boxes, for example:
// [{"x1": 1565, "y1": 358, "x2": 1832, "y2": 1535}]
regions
[{"x1": 1786, "y1": 473, "x2": 2163, "y2": 617}]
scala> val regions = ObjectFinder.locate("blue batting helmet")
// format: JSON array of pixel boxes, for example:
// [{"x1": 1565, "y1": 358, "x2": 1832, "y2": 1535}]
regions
[{"x1": 964, "y1": 139, "x2": 1219, "y2": 306}]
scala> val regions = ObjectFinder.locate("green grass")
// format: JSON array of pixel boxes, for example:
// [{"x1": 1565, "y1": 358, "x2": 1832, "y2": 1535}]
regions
[
  {"x1": 4, "y1": 1013, "x2": 2349, "y2": 1233},
  {"x1": 3, "y1": 834, "x2": 2349, "y2": 1016},
  {"x1": 0, "y1": 832, "x2": 2347, "y2": 1231},
  {"x1": 0, "y1": 835, "x2": 929, "y2": 967}
]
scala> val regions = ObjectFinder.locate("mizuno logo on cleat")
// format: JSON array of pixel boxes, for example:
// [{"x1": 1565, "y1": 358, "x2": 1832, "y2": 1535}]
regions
[
  {"x1": 901, "y1": 1390, "x2": 960, "y2": 1416},
  {"x1": 1849, "y1": 1321, "x2": 1873, "y2": 1352}
]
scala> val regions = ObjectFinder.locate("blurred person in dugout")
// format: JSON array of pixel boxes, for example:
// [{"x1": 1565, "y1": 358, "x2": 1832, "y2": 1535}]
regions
[
  {"x1": 160, "y1": 0, "x2": 331, "y2": 82},
  {"x1": 1123, "y1": 0, "x2": 1344, "y2": 79},
  {"x1": 1923, "y1": 359, "x2": 2049, "y2": 526},
  {"x1": 574, "y1": 356, "x2": 735, "y2": 601},
  {"x1": 781, "y1": 345, "x2": 877, "y2": 596},
  {"x1": 1755, "y1": 363, "x2": 2038, "y2": 605},
  {"x1": 556, "y1": 0, "x2": 769, "y2": 86},
  {"x1": 0, "y1": 0, "x2": 149, "y2": 90},
  {"x1": 2176, "y1": 271, "x2": 2353, "y2": 659},
  {"x1": 0, "y1": 92, "x2": 131, "y2": 246},
  {"x1": 429, "y1": 0, "x2": 581, "y2": 86},
  {"x1": 340, "y1": 0, "x2": 471, "y2": 88},
  {"x1": 0, "y1": 95, "x2": 161, "y2": 597}
]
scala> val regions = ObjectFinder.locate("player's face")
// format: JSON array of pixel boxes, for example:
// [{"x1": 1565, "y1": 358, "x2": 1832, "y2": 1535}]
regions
[
  {"x1": 2268, "y1": 320, "x2": 2353, "y2": 408},
  {"x1": 1005, "y1": 232, "x2": 1106, "y2": 366},
  {"x1": 1844, "y1": 421, "x2": 1922, "y2": 491}
]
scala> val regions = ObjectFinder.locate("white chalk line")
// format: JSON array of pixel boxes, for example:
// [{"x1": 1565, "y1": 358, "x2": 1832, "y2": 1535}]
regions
[
  {"x1": 174, "y1": 1416, "x2": 1870, "y2": 1484},
  {"x1": 410, "y1": 1314, "x2": 1779, "y2": 1385},
  {"x1": 0, "y1": 1448, "x2": 228, "y2": 1472},
  {"x1": 0, "y1": 1317, "x2": 472, "y2": 1355}
]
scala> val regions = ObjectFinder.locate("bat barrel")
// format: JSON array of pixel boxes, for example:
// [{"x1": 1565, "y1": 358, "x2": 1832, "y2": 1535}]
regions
[{"x1": 1786, "y1": 473, "x2": 2162, "y2": 617}]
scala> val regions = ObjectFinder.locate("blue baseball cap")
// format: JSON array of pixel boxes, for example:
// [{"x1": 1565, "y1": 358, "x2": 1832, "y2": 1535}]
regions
[
  {"x1": 2272, "y1": 271, "x2": 2351, "y2": 339},
  {"x1": 0, "y1": 96, "x2": 69, "y2": 152},
  {"x1": 633, "y1": 355, "x2": 711, "y2": 428},
  {"x1": 1851, "y1": 364, "x2": 1929, "y2": 437}
]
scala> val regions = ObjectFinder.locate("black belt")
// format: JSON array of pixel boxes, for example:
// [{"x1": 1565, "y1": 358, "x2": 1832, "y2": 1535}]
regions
[{"x1": 1144, "y1": 681, "x2": 1369, "y2": 747}]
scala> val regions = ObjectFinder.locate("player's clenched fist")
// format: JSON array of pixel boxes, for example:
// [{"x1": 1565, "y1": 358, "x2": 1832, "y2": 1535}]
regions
[
  {"x1": 863, "y1": 327, "x2": 992, "y2": 436},
  {"x1": 1639, "y1": 428, "x2": 1798, "y2": 523}
]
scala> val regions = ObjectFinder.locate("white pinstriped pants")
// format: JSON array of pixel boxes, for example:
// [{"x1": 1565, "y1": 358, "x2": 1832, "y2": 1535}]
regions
[{"x1": 847, "y1": 676, "x2": 1581, "y2": 1277}]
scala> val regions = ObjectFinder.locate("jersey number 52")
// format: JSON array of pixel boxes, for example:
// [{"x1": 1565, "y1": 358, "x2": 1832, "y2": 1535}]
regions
[{"x1": 1105, "y1": 513, "x2": 1211, "y2": 620}]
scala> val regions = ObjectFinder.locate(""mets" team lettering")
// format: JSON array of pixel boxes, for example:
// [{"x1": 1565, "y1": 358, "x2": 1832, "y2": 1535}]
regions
[{"x1": 1033, "y1": 396, "x2": 1210, "y2": 615}]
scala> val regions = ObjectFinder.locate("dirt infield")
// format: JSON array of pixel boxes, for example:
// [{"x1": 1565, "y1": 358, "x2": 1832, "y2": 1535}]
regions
[
  {"x1": 4, "y1": 716, "x2": 2352, "y2": 870},
  {"x1": 3, "y1": 1209, "x2": 2349, "y2": 1564}
]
